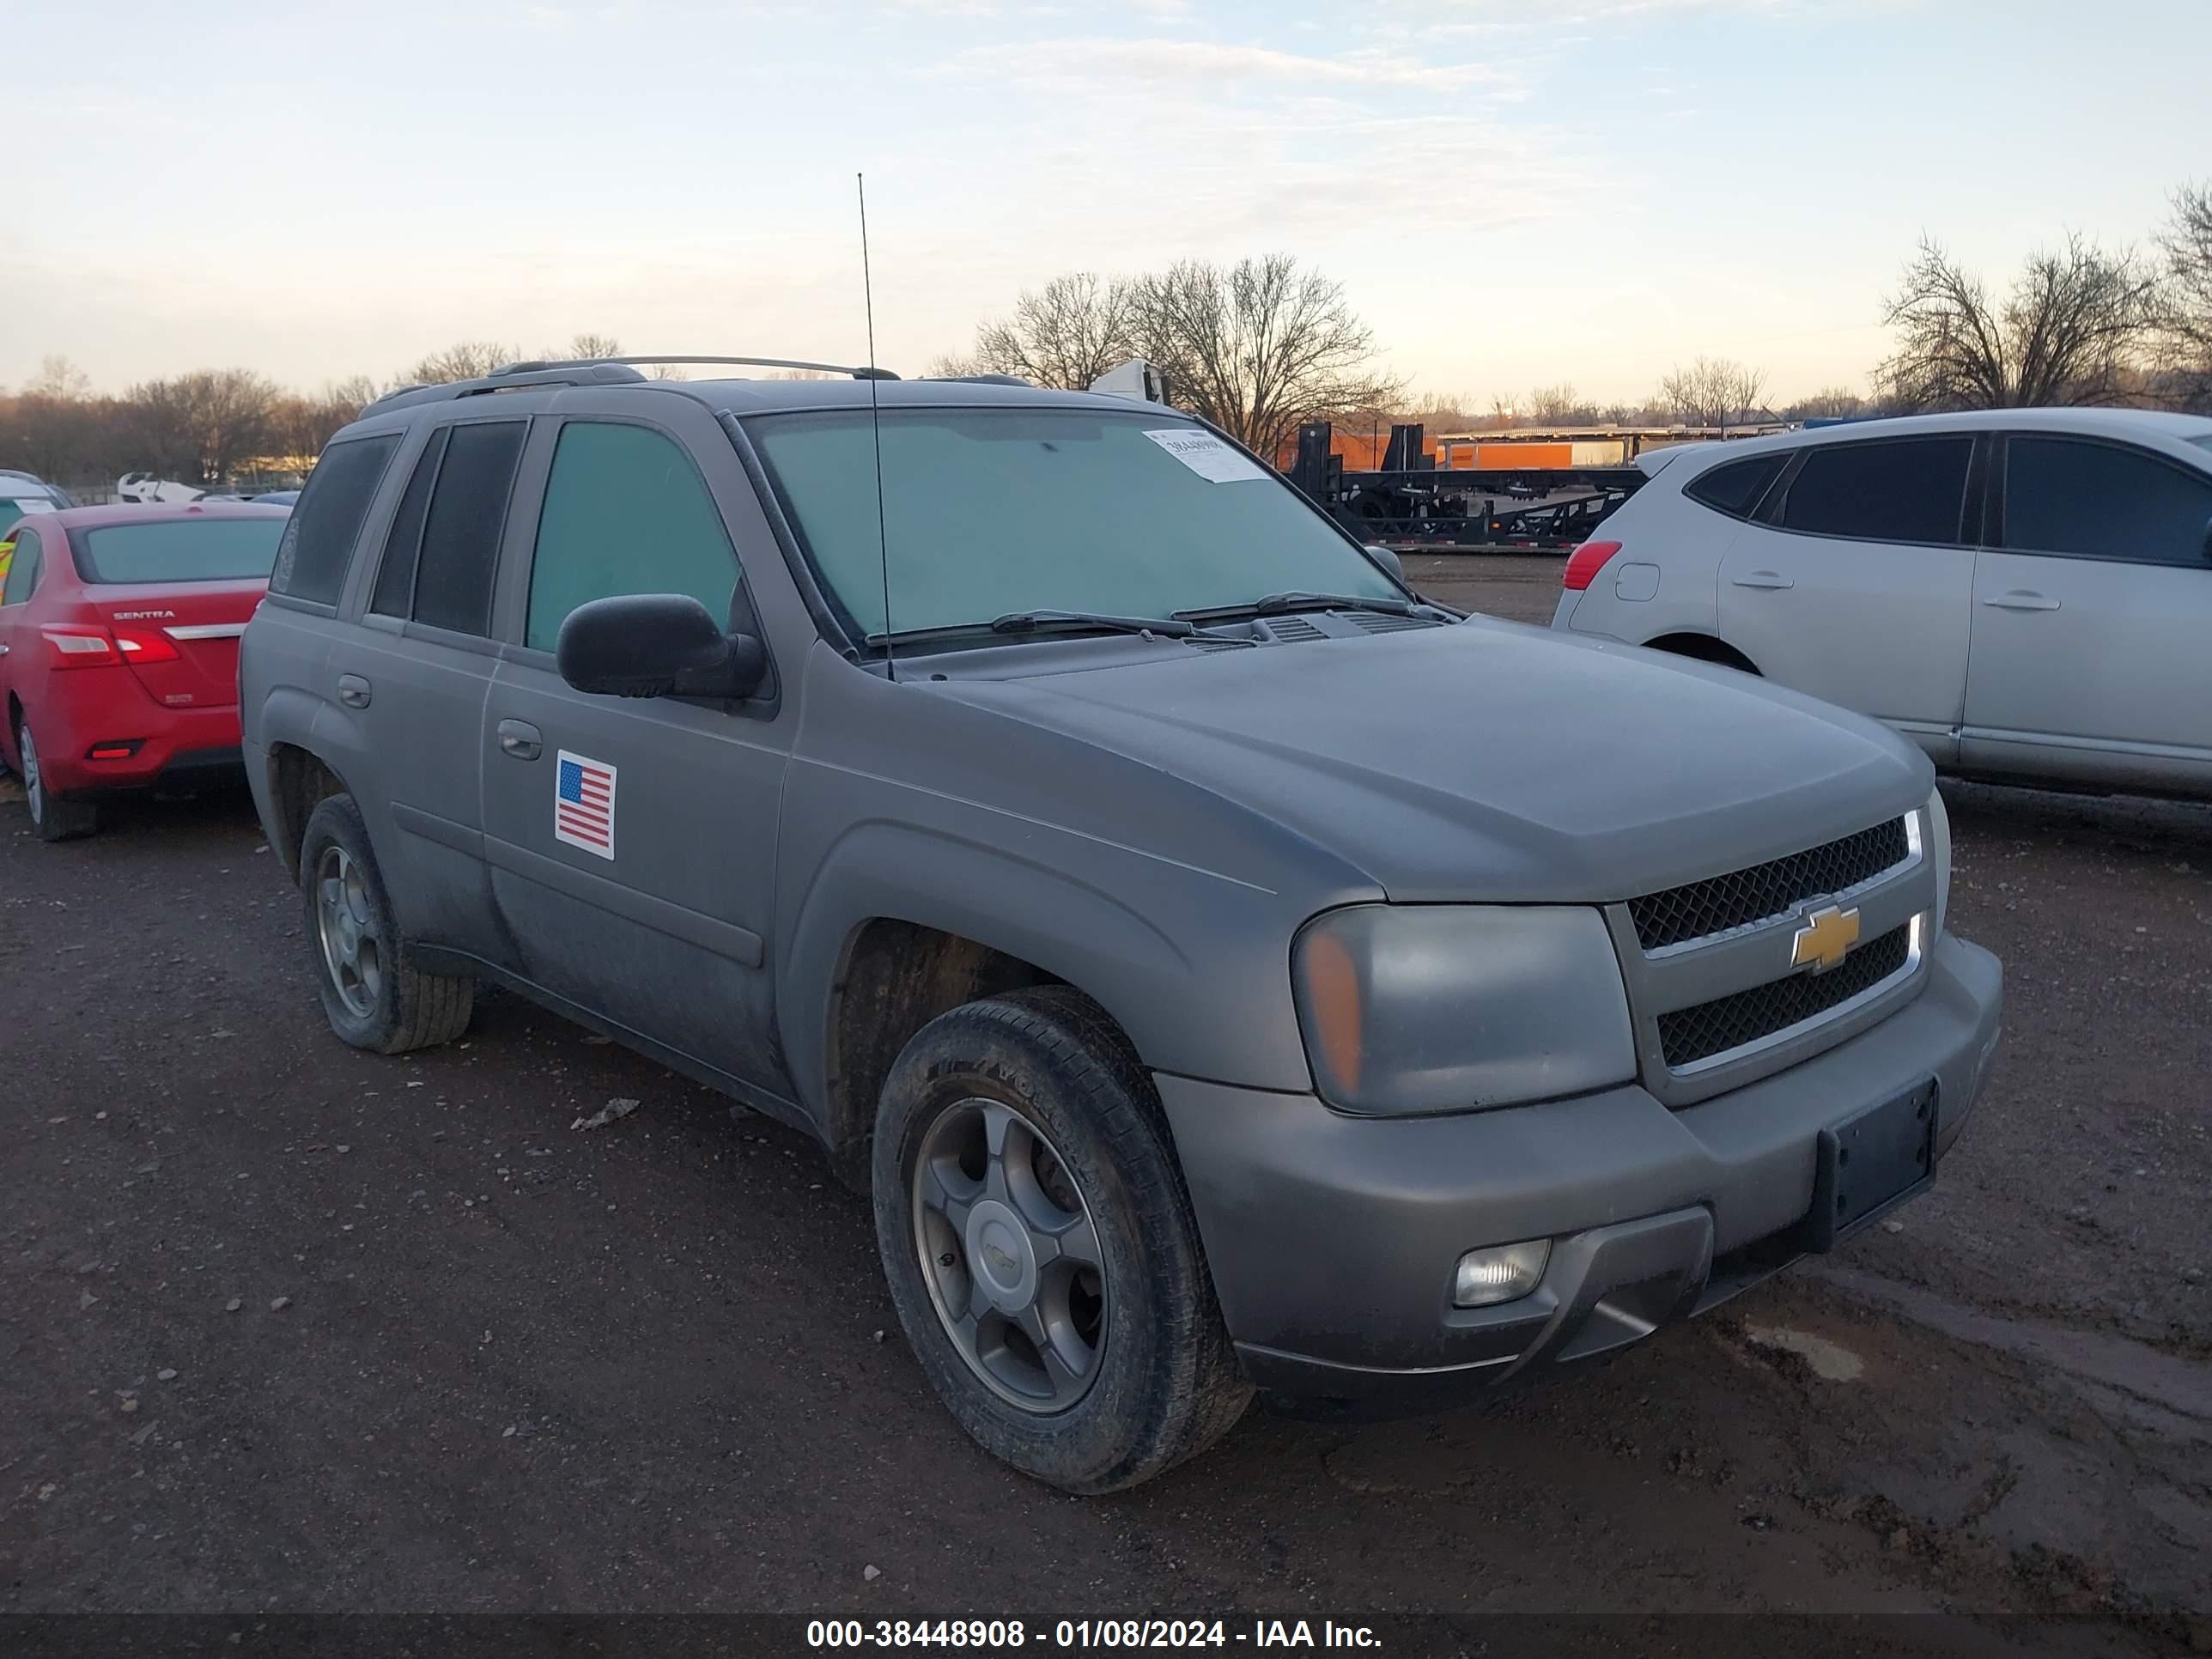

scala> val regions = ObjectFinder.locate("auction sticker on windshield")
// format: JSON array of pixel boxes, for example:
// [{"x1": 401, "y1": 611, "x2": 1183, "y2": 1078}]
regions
[{"x1": 1144, "y1": 428, "x2": 1268, "y2": 484}]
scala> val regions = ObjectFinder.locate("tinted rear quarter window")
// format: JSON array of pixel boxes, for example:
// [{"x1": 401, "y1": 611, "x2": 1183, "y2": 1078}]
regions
[
  {"x1": 1777, "y1": 437, "x2": 1972, "y2": 545},
  {"x1": 410, "y1": 421, "x2": 526, "y2": 636},
  {"x1": 2003, "y1": 436, "x2": 2212, "y2": 566},
  {"x1": 371, "y1": 428, "x2": 447, "y2": 617},
  {"x1": 73, "y1": 517, "x2": 287, "y2": 583},
  {"x1": 270, "y1": 434, "x2": 401, "y2": 604},
  {"x1": 1683, "y1": 453, "x2": 1786, "y2": 520}
]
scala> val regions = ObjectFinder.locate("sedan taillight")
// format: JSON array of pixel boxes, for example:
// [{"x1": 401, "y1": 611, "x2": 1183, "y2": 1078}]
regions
[{"x1": 40, "y1": 624, "x2": 181, "y2": 668}]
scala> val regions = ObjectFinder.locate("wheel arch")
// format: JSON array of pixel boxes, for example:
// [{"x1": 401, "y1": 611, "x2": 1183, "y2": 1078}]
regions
[
  {"x1": 784, "y1": 826, "x2": 1206, "y2": 1164},
  {"x1": 264, "y1": 740, "x2": 355, "y2": 882},
  {"x1": 1640, "y1": 631, "x2": 1762, "y2": 675}
]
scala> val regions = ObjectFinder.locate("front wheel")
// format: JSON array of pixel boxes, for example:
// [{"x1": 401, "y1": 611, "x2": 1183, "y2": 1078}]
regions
[
  {"x1": 872, "y1": 987, "x2": 1250, "y2": 1493},
  {"x1": 15, "y1": 716, "x2": 98, "y2": 842}
]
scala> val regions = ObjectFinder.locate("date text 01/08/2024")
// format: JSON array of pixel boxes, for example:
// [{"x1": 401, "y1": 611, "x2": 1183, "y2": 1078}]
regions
[{"x1": 805, "y1": 1620, "x2": 1382, "y2": 1650}]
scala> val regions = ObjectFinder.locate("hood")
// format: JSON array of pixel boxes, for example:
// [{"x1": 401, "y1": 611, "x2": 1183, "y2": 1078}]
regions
[{"x1": 943, "y1": 617, "x2": 1933, "y2": 902}]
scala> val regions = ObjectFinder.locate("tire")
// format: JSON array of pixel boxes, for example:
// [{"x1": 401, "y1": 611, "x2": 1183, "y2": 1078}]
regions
[
  {"x1": 299, "y1": 793, "x2": 474, "y2": 1054},
  {"x1": 872, "y1": 985, "x2": 1250, "y2": 1493},
  {"x1": 15, "y1": 715, "x2": 98, "y2": 842}
]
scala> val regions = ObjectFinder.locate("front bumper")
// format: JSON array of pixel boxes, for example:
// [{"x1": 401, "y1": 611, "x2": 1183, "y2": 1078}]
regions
[{"x1": 1156, "y1": 932, "x2": 2002, "y2": 1419}]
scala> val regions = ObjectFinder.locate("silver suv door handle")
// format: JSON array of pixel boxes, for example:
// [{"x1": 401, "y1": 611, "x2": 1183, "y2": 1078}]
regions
[
  {"x1": 1984, "y1": 591, "x2": 2061, "y2": 612},
  {"x1": 497, "y1": 719, "x2": 543, "y2": 761},
  {"x1": 1731, "y1": 570, "x2": 1794, "y2": 590},
  {"x1": 337, "y1": 674, "x2": 371, "y2": 708}
]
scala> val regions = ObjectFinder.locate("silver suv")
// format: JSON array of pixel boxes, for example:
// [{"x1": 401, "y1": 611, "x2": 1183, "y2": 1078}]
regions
[
  {"x1": 1553, "y1": 409, "x2": 2212, "y2": 799},
  {"x1": 240, "y1": 358, "x2": 2004, "y2": 1492}
]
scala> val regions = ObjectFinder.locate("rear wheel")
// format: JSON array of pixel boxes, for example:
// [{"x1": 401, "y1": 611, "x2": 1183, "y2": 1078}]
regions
[
  {"x1": 15, "y1": 716, "x2": 98, "y2": 842},
  {"x1": 872, "y1": 987, "x2": 1250, "y2": 1493},
  {"x1": 300, "y1": 793, "x2": 474, "y2": 1054}
]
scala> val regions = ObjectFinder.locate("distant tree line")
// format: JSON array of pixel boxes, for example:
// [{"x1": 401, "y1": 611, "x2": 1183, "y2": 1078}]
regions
[
  {"x1": 13, "y1": 185, "x2": 2212, "y2": 494},
  {"x1": 0, "y1": 335, "x2": 637, "y2": 492}
]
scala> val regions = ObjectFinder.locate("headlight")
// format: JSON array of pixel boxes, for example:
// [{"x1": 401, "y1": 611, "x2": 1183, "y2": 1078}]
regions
[
  {"x1": 1924, "y1": 786, "x2": 1951, "y2": 938},
  {"x1": 1291, "y1": 905, "x2": 1637, "y2": 1116}
]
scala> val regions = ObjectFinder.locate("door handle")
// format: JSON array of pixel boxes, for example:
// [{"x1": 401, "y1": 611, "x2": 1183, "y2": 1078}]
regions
[
  {"x1": 496, "y1": 719, "x2": 543, "y2": 761},
  {"x1": 337, "y1": 673, "x2": 372, "y2": 708},
  {"x1": 1983, "y1": 591, "x2": 2061, "y2": 612},
  {"x1": 1731, "y1": 570, "x2": 1795, "y2": 590}
]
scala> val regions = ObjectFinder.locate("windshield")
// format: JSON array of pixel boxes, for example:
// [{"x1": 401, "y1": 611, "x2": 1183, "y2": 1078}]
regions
[
  {"x1": 75, "y1": 517, "x2": 287, "y2": 584},
  {"x1": 745, "y1": 407, "x2": 1399, "y2": 641},
  {"x1": 0, "y1": 497, "x2": 58, "y2": 535}
]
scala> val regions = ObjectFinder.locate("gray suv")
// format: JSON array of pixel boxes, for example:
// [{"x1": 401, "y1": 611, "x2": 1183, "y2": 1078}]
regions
[{"x1": 240, "y1": 358, "x2": 2004, "y2": 1492}]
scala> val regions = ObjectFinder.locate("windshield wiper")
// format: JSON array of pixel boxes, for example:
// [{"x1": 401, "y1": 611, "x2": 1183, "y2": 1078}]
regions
[
  {"x1": 1187, "y1": 591, "x2": 1459, "y2": 623},
  {"x1": 989, "y1": 610, "x2": 1254, "y2": 644}
]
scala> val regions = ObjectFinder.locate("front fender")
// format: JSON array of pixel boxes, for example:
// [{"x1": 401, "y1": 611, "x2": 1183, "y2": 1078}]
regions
[{"x1": 778, "y1": 817, "x2": 1322, "y2": 1133}]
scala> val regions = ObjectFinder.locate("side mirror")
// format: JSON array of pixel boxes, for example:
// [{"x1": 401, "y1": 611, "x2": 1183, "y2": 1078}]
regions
[
  {"x1": 556, "y1": 593, "x2": 767, "y2": 701},
  {"x1": 2203, "y1": 515, "x2": 2212, "y2": 564},
  {"x1": 1364, "y1": 543, "x2": 1406, "y2": 583}
]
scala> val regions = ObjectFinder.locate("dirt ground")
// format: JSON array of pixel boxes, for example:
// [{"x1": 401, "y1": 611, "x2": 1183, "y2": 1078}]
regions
[{"x1": 3, "y1": 556, "x2": 2209, "y2": 1652}]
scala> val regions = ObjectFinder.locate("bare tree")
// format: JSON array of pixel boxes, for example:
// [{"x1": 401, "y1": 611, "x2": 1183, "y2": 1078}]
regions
[
  {"x1": 2155, "y1": 182, "x2": 2212, "y2": 411},
  {"x1": 1657, "y1": 357, "x2": 1769, "y2": 429},
  {"x1": 958, "y1": 273, "x2": 1139, "y2": 391},
  {"x1": 1783, "y1": 386, "x2": 1869, "y2": 421},
  {"x1": 1126, "y1": 256, "x2": 1403, "y2": 458},
  {"x1": 565, "y1": 332, "x2": 623, "y2": 362},
  {"x1": 28, "y1": 355, "x2": 93, "y2": 400},
  {"x1": 1875, "y1": 234, "x2": 2161, "y2": 411},
  {"x1": 124, "y1": 369, "x2": 279, "y2": 485},
  {"x1": 398, "y1": 341, "x2": 524, "y2": 386},
  {"x1": 1524, "y1": 383, "x2": 1597, "y2": 425},
  {"x1": 270, "y1": 377, "x2": 379, "y2": 461}
]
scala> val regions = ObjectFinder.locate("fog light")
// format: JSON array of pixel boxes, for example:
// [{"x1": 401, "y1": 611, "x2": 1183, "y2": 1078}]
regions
[{"x1": 1453, "y1": 1240, "x2": 1550, "y2": 1308}]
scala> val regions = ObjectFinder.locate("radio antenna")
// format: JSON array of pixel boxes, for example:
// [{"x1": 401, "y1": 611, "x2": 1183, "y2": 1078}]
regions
[{"x1": 859, "y1": 172, "x2": 893, "y2": 682}]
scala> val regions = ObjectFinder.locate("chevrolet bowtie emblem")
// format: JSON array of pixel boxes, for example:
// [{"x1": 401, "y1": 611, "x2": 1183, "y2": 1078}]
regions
[{"x1": 1791, "y1": 903, "x2": 1862, "y2": 975}]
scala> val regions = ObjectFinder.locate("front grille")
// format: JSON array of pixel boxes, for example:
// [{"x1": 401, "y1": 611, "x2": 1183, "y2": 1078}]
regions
[
  {"x1": 1657, "y1": 923, "x2": 1911, "y2": 1069},
  {"x1": 1629, "y1": 817, "x2": 1911, "y2": 951}
]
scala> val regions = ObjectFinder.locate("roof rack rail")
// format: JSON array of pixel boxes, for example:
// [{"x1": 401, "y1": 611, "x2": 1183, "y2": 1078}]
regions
[
  {"x1": 356, "y1": 355, "x2": 902, "y2": 420},
  {"x1": 358, "y1": 362, "x2": 649, "y2": 416},
  {"x1": 492, "y1": 355, "x2": 899, "y2": 381}
]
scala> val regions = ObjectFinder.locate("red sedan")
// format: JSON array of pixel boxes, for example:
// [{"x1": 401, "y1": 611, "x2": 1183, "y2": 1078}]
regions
[{"x1": 0, "y1": 501, "x2": 289, "y2": 841}]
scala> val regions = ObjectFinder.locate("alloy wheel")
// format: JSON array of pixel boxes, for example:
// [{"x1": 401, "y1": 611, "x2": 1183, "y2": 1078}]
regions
[
  {"x1": 314, "y1": 844, "x2": 385, "y2": 1019},
  {"x1": 911, "y1": 1097, "x2": 1109, "y2": 1412},
  {"x1": 18, "y1": 722, "x2": 43, "y2": 823}
]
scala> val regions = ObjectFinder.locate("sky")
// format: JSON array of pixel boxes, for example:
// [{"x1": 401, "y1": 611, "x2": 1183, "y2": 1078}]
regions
[{"x1": 7, "y1": 0, "x2": 2210, "y2": 408}]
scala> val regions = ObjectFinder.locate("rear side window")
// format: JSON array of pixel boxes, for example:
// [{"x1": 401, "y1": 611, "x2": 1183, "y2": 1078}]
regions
[
  {"x1": 525, "y1": 422, "x2": 739, "y2": 653},
  {"x1": 370, "y1": 429, "x2": 447, "y2": 618},
  {"x1": 1683, "y1": 453, "x2": 1786, "y2": 520},
  {"x1": 270, "y1": 434, "x2": 400, "y2": 604},
  {"x1": 2, "y1": 526, "x2": 43, "y2": 605},
  {"x1": 1775, "y1": 437, "x2": 1972, "y2": 546},
  {"x1": 73, "y1": 517, "x2": 286, "y2": 584},
  {"x1": 2002, "y1": 436, "x2": 2212, "y2": 567},
  {"x1": 410, "y1": 421, "x2": 526, "y2": 636}
]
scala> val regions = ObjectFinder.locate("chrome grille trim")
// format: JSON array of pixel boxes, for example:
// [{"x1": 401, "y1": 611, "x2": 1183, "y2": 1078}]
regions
[
  {"x1": 1606, "y1": 808, "x2": 1938, "y2": 1109},
  {"x1": 1662, "y1": 916, "x2": 1923, "y2": 1074},
  {"x1": 1630, "y1": 815, "x2": 1917, "y2": 956}
]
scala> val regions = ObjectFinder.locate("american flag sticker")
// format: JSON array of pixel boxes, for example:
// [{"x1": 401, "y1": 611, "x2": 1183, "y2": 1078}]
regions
[{"x1": 554, "y1": 750, "x2": 617, "y2": 859}]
